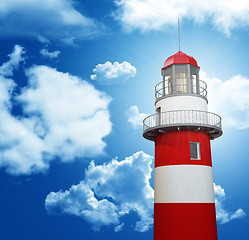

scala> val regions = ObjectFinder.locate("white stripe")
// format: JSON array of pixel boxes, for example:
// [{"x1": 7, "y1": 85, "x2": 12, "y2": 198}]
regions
[
  {"x1": 155, "y1": 95, "x2": 208, "y2": 112},
  {"x1": 154, "y1": 165, "x2": 215, "y2": 203}
]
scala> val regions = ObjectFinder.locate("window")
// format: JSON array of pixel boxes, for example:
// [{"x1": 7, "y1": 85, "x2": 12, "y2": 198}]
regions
[
  {"x1": 190, "y1": 142, "x2": 200, "y2": 160},
  {"x1": 156, "y1": 107, "x2": 161, "y2": 126},
  {"x1": 175, "y1": 73, "x2": 188, "y2": 93},
  {"x1": 164, "y1": 76, "x2": 171, "y2": 95},
  {"x1": 191, "y1": 75, "x2": 197, "y2": 94}
]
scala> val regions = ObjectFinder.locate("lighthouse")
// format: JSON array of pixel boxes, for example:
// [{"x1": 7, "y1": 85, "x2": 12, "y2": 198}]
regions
[{"x1": 143, "y1": 51, "x2": 222, "y2": 240}]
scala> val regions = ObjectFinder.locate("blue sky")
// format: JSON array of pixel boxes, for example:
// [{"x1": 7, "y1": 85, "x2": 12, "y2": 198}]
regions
[{"x1": 0, "y1": 0, "x2": 248, "y2": 239}]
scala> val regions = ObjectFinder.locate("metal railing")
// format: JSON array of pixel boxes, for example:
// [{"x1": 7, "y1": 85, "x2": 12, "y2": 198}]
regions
[
  {"x1": 155, "y1": 79, "x2": 207, "y2": 99},
  {"x1": 143, "y1": 110, "x2": 222, "y2": 133}
]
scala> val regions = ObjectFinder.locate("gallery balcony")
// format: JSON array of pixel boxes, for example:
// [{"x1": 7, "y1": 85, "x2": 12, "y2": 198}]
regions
[
  {"x1": 143, "y1": 109, "x2": 222, "y2": 141},
  {"x1": 155, "y1": 78, "x2": 207, "y2": 102}
]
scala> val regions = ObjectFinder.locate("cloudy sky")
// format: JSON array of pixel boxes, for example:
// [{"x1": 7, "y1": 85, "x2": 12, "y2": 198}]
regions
[{"x1": 0, "y1": 0, "x2": 248, "y2": 239}]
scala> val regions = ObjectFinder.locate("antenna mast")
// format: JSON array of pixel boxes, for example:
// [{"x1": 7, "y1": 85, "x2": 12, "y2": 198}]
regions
[{"x1": 178, "y1": 18, "x2": 180, "y2": 51}]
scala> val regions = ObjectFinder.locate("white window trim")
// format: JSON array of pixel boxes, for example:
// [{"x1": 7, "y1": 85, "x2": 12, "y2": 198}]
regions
[{"x1": 190, "y1": 142, "x2": 201, "y2": 160}]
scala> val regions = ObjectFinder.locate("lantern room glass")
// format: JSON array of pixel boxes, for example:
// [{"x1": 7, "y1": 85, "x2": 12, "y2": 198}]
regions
[{"x1": 162, "y1": 64, "x2": 200, "y2": 95}]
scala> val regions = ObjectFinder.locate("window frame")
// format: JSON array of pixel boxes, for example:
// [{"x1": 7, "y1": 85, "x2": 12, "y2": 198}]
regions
[{"x1": 190, "y1": 142, "x2": 201, "y2": 160}]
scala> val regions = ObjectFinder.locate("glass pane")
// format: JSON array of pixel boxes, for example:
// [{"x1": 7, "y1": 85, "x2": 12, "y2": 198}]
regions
[
  {"x1": 165, "y1": 76, "x2": 171, "y2": 94},
  {"x1": 191, "y1": 75, "x2": 197, "y2": 94},
  {"x1": 167, "y1": 75, "x2": 172, "y2": 94},
  {"x1": 156, "y1": 108, "x2": 161, "y2": 126},
  {"x1": 175, "y1": 73, "x2": 187, "y2": 93},
  {"x1": 190, "y1": 142, "x2": 200, "y2": 159}
]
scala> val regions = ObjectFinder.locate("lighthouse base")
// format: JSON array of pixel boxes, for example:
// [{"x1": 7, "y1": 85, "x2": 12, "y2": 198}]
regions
[{"x1": 154, "y1": 203, "x2": 218, "y2": 240}]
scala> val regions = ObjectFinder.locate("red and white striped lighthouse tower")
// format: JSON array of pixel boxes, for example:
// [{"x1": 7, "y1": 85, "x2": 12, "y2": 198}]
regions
[{"x1": 143, "y1": 51, "x2": 222, "y2": 240}]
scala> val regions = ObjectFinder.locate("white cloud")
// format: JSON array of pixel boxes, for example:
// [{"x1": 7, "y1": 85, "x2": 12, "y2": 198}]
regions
[
  {"x1": 46, "y1": 184, "x2": 120, "y2": 231},
  {"x1": 0, "y1": 44, "x2": 24, "y2": 108},
  {"x1": 0, "y1": 45, "x2": 25, "y2": 77},
  {"x1": 61, "y1": 37, "x2": 77, "y2": 47},
  {"x1": 45, "y1": 151, "x2": 154, "y2": 232},
  {"x1": 0, "y1": 46, "x2": 112, "y2": 175},
  {"x1": 213, "y1": 183, "x2": 225, "y2": 198},
  {"x1": 230, "y1": 209, "x2": 246, "y2": 220},
  {"x1": 214, "y1": 183, "x2": 246, "y2": 224},
  {"x1": 114, "y1": 0, "x2": 249, "y2": 36},
  {"x1": 40, "y1": 48, "x2": 61, "y2": 59},
  {"x1": 201, "y1": 70, "x2": 249, "y2": 129},
  {"x1": 126, "y1": 105, "x2": 149, "y2": 128},
  {"x1": 45, "y1": 150, "x2": 244, "y2": 231},
  {"x1": 0, "y1": 0, "x2": 102, "y2": 43},
  {"x1": 91, "y1": 61, "x2": 136, "y2": 84},
  {"x1": 19, "y1": 66, "x2": 112, "y2": 161},
  {"x1": 37, "y1": 36, "x2": 50, "y2": 45},
  {"x1": 114, "y1": 223, "x2": 125, "y2": 232}
]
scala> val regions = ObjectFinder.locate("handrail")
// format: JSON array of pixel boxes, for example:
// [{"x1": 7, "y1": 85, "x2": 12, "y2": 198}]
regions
[
  {"x1": 143, "y1": 110, "x2": 222, "y2": 133},
  {"x1": 155, "y1": 79, "x2": 207, "y2": 99}
]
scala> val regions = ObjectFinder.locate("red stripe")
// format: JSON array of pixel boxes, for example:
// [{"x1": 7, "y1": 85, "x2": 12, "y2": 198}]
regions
[
  {"x1": 155, "y1": 130, "x2": 212, "y2": 167},
  {"x1": 154, "y1": 203, "x2": 218, "y2": 240}
]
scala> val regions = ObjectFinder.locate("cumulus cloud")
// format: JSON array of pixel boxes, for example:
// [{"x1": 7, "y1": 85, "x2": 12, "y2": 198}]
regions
[
  {"x1": 114, "y1": 0, "x2": 249, "y2": 36},
  {"x1": 0, "y1": 0, "x2": 102, "y2": 43},
  {"x1": 0, "y1": 45, "x2": 25, "y2": 77},
  {"x1": 46, "y1": 183, "x2": 120, "y2": 231},
  {"x1": 0, "y1": 46, "x2": 112, "y2": 175},
  {"x1": 45, "y1": 151, "x2": 154, "y2": 232},
  {"x1": 40, "y1": 48, "x2": 61, "y2": 59},
  {"x1": 0, "y1": 45, "x2": 25, "y2": 107},
  {"x1": 45, "y1": 150, "x2": 244, "y2": 231},
  {"x1": 201, "y1": 70, "x2": 249, "y2": 129},
  {"x1": 214, "y1": 183, "x2": 246, "y2": 224},
  {"x1": 91, "y1": 61, "x2": 136, "y2": 84},
  {"x1": 126, "y1": 105, "x2": 149, "y2": 128}
]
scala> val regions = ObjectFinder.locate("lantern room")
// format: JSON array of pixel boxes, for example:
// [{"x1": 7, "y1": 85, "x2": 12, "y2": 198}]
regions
[{"x1": 156, "y1": 51, "x2": 206, "y2": 99}]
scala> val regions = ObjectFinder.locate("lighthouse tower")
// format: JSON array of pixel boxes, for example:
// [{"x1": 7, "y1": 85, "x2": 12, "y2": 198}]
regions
[{"x1": 143, "y1": 51, "x2": 222, "y2": 240}]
